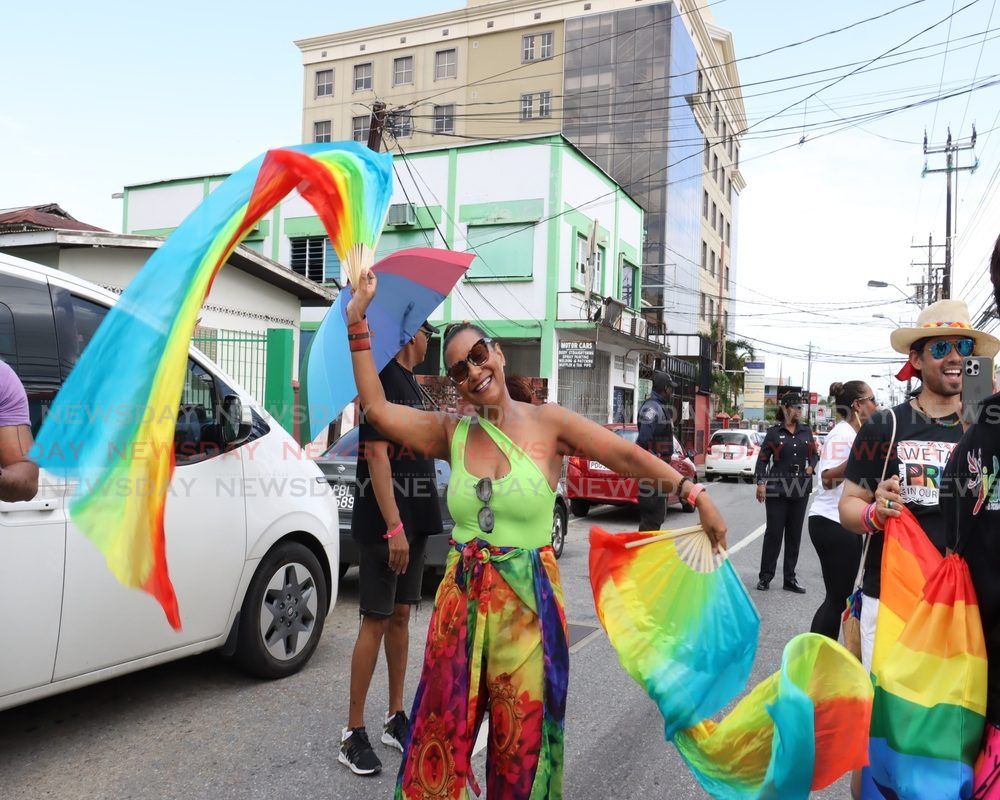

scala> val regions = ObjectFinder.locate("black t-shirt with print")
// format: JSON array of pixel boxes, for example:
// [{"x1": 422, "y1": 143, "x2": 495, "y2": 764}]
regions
[
  {"x1": 844, "y1": 401, "x2": 964, "y2": 598},
  {"x1": 943, "y1": 392, "x2": 1000, "y2": 723},
  {"x1": 351, "y1": 359, "x2": 442, "y2": 546}
]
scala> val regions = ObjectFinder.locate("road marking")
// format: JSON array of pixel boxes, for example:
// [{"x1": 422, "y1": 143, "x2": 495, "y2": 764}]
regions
[{"x1": 728, "y1": 522, "x2": 766, "y2": 556}]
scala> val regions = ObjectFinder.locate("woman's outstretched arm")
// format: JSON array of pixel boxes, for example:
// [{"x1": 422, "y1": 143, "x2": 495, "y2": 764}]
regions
[
  {"x1": 543, "y1": 404, "x2": 728, "y2": 550},
  {"x1": 346, "y1": 268, "x2": 452, "y2": 461}
]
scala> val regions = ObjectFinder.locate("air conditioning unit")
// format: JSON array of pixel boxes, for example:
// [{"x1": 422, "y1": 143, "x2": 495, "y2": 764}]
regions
[
  {"x1": 631, "y1": 317, "x2": 648, "y2": 338},
  {"x1": 387, "y1": 203, "x2": 417, "y2": 226}
]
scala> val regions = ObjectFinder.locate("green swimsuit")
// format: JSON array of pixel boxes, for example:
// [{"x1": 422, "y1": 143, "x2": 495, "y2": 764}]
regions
[{"x1": 447, "y1": 416, "x2": 556, "y2": 549}]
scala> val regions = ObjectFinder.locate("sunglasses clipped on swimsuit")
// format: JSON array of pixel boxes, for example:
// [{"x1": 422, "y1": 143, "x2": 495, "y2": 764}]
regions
[
  {"x1": 447, "y1": 337, "x2": 493, "y2": 385},
  {"x1": 475, "y1": 477, "x2": 495, "y2": 534}
]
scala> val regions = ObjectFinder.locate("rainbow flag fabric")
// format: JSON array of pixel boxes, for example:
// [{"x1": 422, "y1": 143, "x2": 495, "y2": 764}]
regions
[
  {"x1": 863, "y1": 508, "x2": 987, "y2": 799},
  {"x1": 33, "y1": 143, "x2": 393, "y2": 628},
  {"x1": 590, "y1": 525, "x2": 873, "y2": 799}
]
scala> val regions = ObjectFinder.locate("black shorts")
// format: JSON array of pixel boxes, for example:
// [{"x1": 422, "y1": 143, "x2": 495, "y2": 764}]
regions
[{"x1": 358, "y1": 534, "x2": 427, "y2": 618}]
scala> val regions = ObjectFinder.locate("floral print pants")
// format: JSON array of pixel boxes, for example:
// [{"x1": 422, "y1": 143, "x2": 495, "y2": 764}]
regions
[{"x1": 395, "y1": 540, "x2": 569, "y2": 799}]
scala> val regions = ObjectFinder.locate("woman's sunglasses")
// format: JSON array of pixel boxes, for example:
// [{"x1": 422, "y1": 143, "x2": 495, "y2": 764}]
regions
[
  {"x1": 446, "y1": 337, "x2": 493, "y2": 385},
  {"x1": 926, "y1": 337, "x2": 975, "y2": 360},
  {"x1": 475, "y1": 477, "x2": 494, "y2": 534}
]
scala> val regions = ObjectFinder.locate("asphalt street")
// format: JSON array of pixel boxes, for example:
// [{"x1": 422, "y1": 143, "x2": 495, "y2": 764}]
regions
[{"x1": 0, "y1": 478, "x2": 855, "y2": 799}]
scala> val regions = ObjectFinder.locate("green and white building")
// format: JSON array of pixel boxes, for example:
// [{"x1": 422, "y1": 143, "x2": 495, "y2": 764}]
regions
[{"x1": 122, "y1": 134, "x2": 655, "y2": 424}]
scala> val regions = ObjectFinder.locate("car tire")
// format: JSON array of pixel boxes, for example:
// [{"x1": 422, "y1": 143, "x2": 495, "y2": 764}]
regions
[
  {"x1": 232, "y1": 541, "x2": 328, "y2": 680},
  {"x1": 551, "y1": 503, "x2": 568, "y2": 558},
  {"x1": 570, "y1": 499, "x2": 591, "y2": 518}
]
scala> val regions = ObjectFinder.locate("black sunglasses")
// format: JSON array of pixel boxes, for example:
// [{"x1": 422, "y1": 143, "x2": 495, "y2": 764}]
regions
[
  {"x1": 446, "y1": 337, "x2": 493, "y2": 385},
  {"x1": 475, "y1": 477, "x2": 494, "y2": 534}
]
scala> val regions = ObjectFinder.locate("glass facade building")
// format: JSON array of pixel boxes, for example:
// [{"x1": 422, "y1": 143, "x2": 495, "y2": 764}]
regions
[{"x1": 563, "y1": 2, "x2": 702, "y2": 330}]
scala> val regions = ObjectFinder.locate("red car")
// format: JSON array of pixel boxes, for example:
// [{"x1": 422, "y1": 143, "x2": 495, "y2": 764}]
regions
[{"x1": 566, "y1": 424, "x2": 699, "y2": 517}]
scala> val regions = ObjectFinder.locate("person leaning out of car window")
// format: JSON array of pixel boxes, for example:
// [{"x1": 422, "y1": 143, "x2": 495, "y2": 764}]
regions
[
  {"x1": 636, "y1": 371, "x2": 678, "y2": 532},
  {"x1": 0, "y1": 359, "x2": 38, "y2": 502}
]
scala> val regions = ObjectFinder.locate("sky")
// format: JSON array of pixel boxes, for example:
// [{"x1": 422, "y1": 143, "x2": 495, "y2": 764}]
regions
[{"x1": 3, "y1": 0, "x2": 999, "y2": 406}]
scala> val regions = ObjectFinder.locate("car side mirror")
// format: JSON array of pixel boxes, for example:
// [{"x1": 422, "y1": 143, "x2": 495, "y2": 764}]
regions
[{"x1": 220, "y1": 394, "x2": 253, "y2": 445}]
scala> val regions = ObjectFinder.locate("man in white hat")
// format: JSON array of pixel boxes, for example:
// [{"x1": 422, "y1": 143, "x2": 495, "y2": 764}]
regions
[
  {"x1": 941, "y1": 235, "x2": 1000, "y2": 796},
  {"x1": 837, "y1": 299, "x2": 1000, "y2": 671}
]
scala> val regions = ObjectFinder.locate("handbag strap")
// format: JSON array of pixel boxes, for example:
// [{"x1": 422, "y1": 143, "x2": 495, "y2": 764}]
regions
[{"x1": 854, "y1": 408, "x2": 898, "y2": 591}]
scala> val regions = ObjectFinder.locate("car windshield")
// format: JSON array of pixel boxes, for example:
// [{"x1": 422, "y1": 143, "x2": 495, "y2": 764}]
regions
[
  {"x1": 323, "y1": 426, "x2": 359, "y2": 458},
  {"x1": 614, "y1": 428, "x2": 639, "y2": 444},
  {"x1": 712, "y1": 432, "x2": 749, "y2": 446}
]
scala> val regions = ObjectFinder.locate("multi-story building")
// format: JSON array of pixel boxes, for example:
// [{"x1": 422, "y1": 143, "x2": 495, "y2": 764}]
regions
[{"x1": 295, "y1": 0, "x2": 745, "y2": 343}]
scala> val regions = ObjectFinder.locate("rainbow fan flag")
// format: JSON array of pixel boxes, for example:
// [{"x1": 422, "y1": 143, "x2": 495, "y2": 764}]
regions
[
  {"x1": 863, "y1": 508, "x2": 987, "y2": 800},
  {"x1": 33, "y1": 142, "x2": 394, "y2": 628},
  {"x1": 591, "y1": 525, "x2": 873, "y2": 799}
]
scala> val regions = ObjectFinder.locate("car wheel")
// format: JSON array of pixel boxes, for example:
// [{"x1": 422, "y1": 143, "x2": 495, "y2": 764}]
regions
[
  {"x1": 551, "y1": 503, "x2": 568, "y2": 558},
  {"x1": 570, "y1": 498, "x2": 591, "y2": 518},
  {"x1": 233, "y1": 541, "x2": 328, "y2": 680}
]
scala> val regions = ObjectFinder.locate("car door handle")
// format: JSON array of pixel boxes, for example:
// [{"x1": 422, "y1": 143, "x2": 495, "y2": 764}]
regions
[{"x1": 0, "y1": 498, "x2": 60, "y2": 513}]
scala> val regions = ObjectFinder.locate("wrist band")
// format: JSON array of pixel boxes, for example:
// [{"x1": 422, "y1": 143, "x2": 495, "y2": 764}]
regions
[
  {"x1": 861, "y1": 502, "x2": 884, "y2": 533},
  {"x1": 684, "y1": 482, "x2": 706, "y2": 507},
  {"x1": 383, "y1": 521, "x2": 404, "y2": 540},
  {"x1": 347, "y1": 317, "x2": 369, "y2": 335}
]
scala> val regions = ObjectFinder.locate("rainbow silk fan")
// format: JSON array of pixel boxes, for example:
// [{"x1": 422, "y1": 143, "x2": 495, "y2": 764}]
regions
[
  {"x1": 590, "y1": 525, "x2": 873, "y2": 799},
  {"x1": 33, "y1": 142, "x2": 394, "y2": 629}
]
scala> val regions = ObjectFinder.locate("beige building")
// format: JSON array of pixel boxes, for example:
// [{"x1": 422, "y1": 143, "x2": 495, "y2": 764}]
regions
[{"x1": 295, "y1": 0, "x2": 745, "y2": 341}]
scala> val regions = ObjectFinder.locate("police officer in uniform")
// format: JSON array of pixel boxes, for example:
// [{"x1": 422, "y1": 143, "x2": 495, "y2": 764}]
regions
[
  {"x1": 753, "y1": 392, "x2": 818, "y2": 593},
  {"x1": 636, "y1": 371, "x2": 677, "y2": 531}
]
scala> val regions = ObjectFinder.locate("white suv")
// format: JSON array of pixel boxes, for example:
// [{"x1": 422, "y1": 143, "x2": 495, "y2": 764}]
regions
[
  {"x1": 704, "y1": 428, "x2": 762, "y2": 480},
  {"x1": 0, "y1": 253, "x2": 339, "y2": 711}
]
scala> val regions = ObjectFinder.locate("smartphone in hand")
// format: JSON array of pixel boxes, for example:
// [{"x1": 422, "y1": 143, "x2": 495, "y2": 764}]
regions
[{"x1": 962, "y1": 357, "x2": 995, "y2": 424}]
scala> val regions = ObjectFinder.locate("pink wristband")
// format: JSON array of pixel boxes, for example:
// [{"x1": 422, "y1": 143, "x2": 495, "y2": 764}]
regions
[{"x1": 384, "y1": 522, "x2": 404, "y2": 540}]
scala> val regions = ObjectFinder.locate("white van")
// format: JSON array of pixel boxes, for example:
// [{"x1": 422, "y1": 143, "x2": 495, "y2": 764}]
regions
[{"x1": 0, "y1": 253, "x2": 339, "y2": 711}]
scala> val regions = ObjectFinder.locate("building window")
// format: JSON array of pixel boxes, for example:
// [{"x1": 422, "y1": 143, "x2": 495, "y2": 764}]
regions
[
  {"x1": 719, "y1": 166, "x2": 725, "y2": 189},
  {"x1": 723, "y1": 309, "x2": 728, "y2": 335},
  {"x1": 710, "y1": 249, "x2": 716, "y2": 278},
  {"x1": 702, "y1": 190, "x2": 709, "y2": 218},
  {"x1": 704, "y1": 139, "x2": 710, "y2": 169},
  {"x1": 352, "y1": 115, "x2": 369, "y2": 142},
  {"x1": 700, "y1": 292, "x2": 706, "y2": 319},
  {"x1": 697, "y1": 69, "x2": 703, "y2": 94},
  {"x1": 522, "y1": 31, "x2": 554, "y2": 62},
  {"x1": 290, "y1": 236, "x2": 327, "y2": 283},
  {"x1": 729, "y1": 136, "x2": 735, "y2": 160},
  {"x1": 315, "y1": 69, "x2": 333, "y2": 98},
  {"x1": 722, "y1": 120, "x2": 728, "y2": 141},
  {"x1": 353, "y1": 62, "x2": 373, "y2": 92},
  {"x1": 725, "y1": 264, "x2": 730, "y2": 290},
  {"x1": 726, "y1": 221, "x2": 731, "y2": 247},
  {"x1": 574, "y1": 233, "x2": 602, "y2": 294},
  {"x1": 390, "y1": 109, "x2": 412, "y2": 138},
  {"x1": 709, "y1": 296, "x2": 715, "y2": 321},
  {"x1": 538, "y1": 90, "x2": 552, "y2": 118},
  {"x1": 393, "y1": 56, "x2": 413, "y2": 86},
  {"x1": 707, "y1": 88, "x2": 713, "y2": 107},
  {"x1": 620, "y1": 259, "x2": 638, "y2": 309},
  {"x1": 520, "y1": 93, "x2": 533, "y2": 120},
  {"x1": 435, "y1": 48, "x2": 457, "y2": 80},
  {"x1": 433, "y1": 104, "x2": 455, "y2": 134},
  {"x1": 711, "y1": 201, "x2": 717, "y2": 231},
  {"x1": 313, "y1": 120, "x2": 332, "y2": 143},
  {"x1": 714, "y1": 104, "x2": 720, "y2": 132},
  {"x1": 712, "y1": 154, "x2": 718, "y2": 182},
  {"x1": 726, "y1": 177, "x2": 732, "y2": 203},
  {"x1": 701, "y1": 240, "x2": 707, "y2": 271}
]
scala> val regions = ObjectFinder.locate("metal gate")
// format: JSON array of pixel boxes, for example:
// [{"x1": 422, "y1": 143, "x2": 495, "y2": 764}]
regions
[
  {"x1": 191, "y1": 328, "x2": 268, "y2": 403},
  {"x1": 558, "y1": 350, "x2": 610, "y2": 423}
]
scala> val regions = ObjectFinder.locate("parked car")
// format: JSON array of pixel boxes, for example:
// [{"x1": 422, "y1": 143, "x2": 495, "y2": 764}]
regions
[
  {"x1": 0, "y1": 253, "x2": 339, "y2": 712},
  {"x1": 564, "y1": 424, "x2": 698, "y2": 517},
  {"x1": 704, "y1": 428, "x2": 763, "y2": 480},
  {"x1": 316, "y1": 425, "x2": 570, "y2": 570}
]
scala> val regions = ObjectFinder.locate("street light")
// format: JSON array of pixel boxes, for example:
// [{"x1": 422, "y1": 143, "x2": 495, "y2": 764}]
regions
[
  {"x1": 872, "y1": 313, "x2": 901, "y2": 328},
  {"x1": 867, "y1": 280, "x2": 920, "y2": 306}
]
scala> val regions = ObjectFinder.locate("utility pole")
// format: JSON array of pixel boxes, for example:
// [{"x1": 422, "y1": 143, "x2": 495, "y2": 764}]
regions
[
  {"x1": 923, "y1": 126, "x2": 978, "y2": 299},
  {"x1": 805, "y1": 342, "x2": 813, "y2": 426},
  {"x1": 910, "y1": 234, "x2": 945, "y2": 305},
  {"x1": 366, "y1": 101, "x2": 388, "y2": 152}
]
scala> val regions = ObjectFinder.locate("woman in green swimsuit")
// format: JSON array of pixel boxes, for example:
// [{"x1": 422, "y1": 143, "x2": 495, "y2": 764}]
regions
[{"x1": 345, "y1": 269, "x2": 728, "y2": 799}]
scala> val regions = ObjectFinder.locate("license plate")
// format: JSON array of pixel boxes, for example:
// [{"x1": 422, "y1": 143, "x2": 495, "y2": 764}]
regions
[
  {"x1": 588, "y1": 460, "x2": 611, "y2": 472},
  {"x1": 723, "y1": 453, "x2": 733, "y2": 460},
  {"x1": 330, "y1": 481, "x2": 355, "y2": 510},
  {"x1": 336, "y1": 493, "x2": 355, "y2": 510}
]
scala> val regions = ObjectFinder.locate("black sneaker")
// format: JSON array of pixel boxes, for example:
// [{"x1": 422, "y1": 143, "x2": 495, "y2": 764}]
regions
[
  {"x1": 339, "y1": 727, "x2": 382, "y2": 775},
  {"x1": 382, "y1": 711, "x2": 408, "y2": 752}
]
